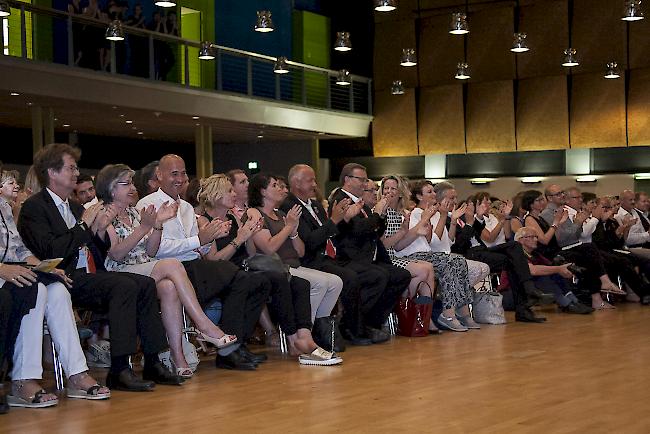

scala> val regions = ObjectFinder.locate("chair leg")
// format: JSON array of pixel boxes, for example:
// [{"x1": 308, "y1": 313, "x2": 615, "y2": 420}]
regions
[
  {"x1": 278, "y1": 325, "x2": 287, "y2": 354},
  {"x1": 386, "y1": 312, "x2": 398, "y2": 336},
  {"x1": 45, "y1": 323, "x2": 65, "y2": 391}
]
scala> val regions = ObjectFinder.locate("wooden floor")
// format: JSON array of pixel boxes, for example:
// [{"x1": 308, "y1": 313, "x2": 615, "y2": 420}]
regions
[{"x1": 3, "y1": 304, "x2": 650, "y2": 434}]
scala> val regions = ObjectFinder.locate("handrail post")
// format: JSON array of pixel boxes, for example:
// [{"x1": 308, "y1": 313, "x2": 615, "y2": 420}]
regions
[
  {"x1": 275, "y1": 71, "x2": 280, "y2": 100},
  {"x1": 326, "y1": 72, "x2": 331, "y2": 109},
  {"x1": 110, "y1": 41, "x2": 116, "y2": 74},
  {"x1": 216, "y1": 48, "x2": 222, "y2": 91},
  {"x1": 148, "y1": 34, "x2": 155, "y2": 79},
  {"x1": 67, "y1": 16, "x2": 74, "y2": 65},
  {"x1": 20, "y1": 5, "x2": 27, "y2": 59},
  {"x1": 302, "y1": 69, "x2": 307, "y2": 105},
  {"x1": 367, "y1": 79, "x2": 373, "y2": 115},
  {"x1": 184, "y1": 43, "x2": 190, "y2": 86},
  {"x1": 349, "y1": 77, "x2": 354, "y2": 112},
  {"x1": 247, "y1": 57, "x2": 253, "y2": 96}
]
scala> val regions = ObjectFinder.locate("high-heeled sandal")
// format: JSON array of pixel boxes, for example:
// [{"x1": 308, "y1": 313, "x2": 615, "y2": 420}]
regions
[
  {"x1": 601, "y1": 285, "x2": 626, "y2": 295},
  {"x1": 195, "y1": 330, "x2": 238, "y2": 349},
  {"x1": 175, "y1": 367, "x2": 194, "y2": 379}
]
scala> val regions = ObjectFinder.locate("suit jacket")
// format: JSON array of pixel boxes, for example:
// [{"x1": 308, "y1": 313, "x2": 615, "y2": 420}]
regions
[
  {"x1": 447, "y1": 214, "x2": 486, "y2": 255},
  {"x1": 279, "y1": 193, "x2": 340, "y2": 268},
  {"x1": 327, "y1": 189, "x2": 388, "y2": 265},
  {"x1": 17, "y1": 189, "x2": 109, "y2": 275}
]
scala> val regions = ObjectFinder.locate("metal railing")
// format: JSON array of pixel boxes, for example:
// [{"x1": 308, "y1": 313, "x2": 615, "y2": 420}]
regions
[{"x1": 0, "y1": 1, "x2": 372, "y2": 115}]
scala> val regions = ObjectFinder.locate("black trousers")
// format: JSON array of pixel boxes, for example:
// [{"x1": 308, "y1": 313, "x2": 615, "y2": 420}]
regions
[
  {"x1": 265, "y1": 272, "x2": 312, "y2": 335},
  {"x1": 466, "y1": 242, "x2": 531, "y2": 308},
  {"x1": 600, "y1": 251, "x2": 650, "y2": 297},
  {"x1": 343, "y1": 261, "x2": 411, "y2": 329},
  {"x1": 307, "y1": 258, "x2": 364, "y2": 336},
  {"x1": 559, "y1": 244, "x2": 607, "y2": 294},
  {"x1": 182, "y1": 259, "x2": 270, "y2": 340},
  {"x1": 69, "y1": 269, "x2": 167, "y2": 358}
]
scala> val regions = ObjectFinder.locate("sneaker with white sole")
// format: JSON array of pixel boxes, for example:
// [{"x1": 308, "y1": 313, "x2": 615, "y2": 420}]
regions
[
  {"x1": 456, "y1": 315, "x2": 481, "y2": 329},
  {"x1": 437, "y1": 314, "x2": 468, "y2": 332}
]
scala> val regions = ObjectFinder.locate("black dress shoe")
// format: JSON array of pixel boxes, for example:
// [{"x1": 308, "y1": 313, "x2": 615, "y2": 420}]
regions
[
  {"x1": 515, "y1": 307, "x2": 546, "y2": 323},
  {"x1": 641, "y1": 295, "x2": 650, "y2": 305},
  {"x1": 106, "y1": 368, "x2": 155, "y2": 392},
  {"x1": 339, "y1": 327, "x2": 373, "y2": 346},
  {"x1": 240, "y1": 345, "x2": 268, "y2": 363},
  {"x1": 365, "y1": 326, "x2": 390, "y2": 344},
  {"x1": 215, "y1": 348, "x2": 258, "y2": 371},
  {"x1": 143, "y1": 362, "x2": 185, "y2": 386},
  {"x1": 562, "y1": 302, "x2": 593, "y2": 314}
]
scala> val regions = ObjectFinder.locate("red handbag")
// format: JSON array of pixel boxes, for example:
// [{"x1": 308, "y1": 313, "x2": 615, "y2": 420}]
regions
[{"x1": 395, "y1": 282, "x2": 434, "y2": 337}]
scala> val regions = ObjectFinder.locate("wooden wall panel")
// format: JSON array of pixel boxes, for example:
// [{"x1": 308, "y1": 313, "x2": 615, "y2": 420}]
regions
[
  {"x1": 373, "y1": 19, "x2": 417, "y2": 91},
  {"x1": 570, "y1": 73, "x2": 626, "y2": 149},
  {"x1": 418, "y1": 85, "x2": 466, "y2": 155},
  {"x1": 630, "y1": 18, "x2": 650, "y2": 69},
  {"x1": 467, "y1": 6, "x2": 515, "y2": 83},
  {"x1": 516, "y1": 75, "x2": 569, "y2": 151},
  {"x1": 628, "y1": 68, "x2": 650, "y2": 147},
  {"x1": 573, "y1": 0, "x2": 626, "y2": 73},
  {"x1": 419, "y1": 14, "x2": 464, "y2": 87},
  {"x1": 466, "y1": 80, "x2": 516, "y2": 153},
  {"x1": 517, "y1": 0, "x2": 568, "y2": 79},
  {"x1": 372, "y1": 89, "x2": 418, "y2": 157}
]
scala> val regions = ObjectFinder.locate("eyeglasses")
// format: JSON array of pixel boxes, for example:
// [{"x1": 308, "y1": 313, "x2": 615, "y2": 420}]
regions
[
  {"x1": 347, "y1": 175, "x2": 369, "y2": 183},
  {"x1": 116, "y1": 180, "x2": 133, "y2": 186},
  {"x1": 567, "y1": 196, "x2": 582, "y2": 200},
  {"x1": 63, "y1": 165, "x2": 79, "y2": 173},
  {"x1": 520, "y1": 235, "x2": 538, "y2": 239}
]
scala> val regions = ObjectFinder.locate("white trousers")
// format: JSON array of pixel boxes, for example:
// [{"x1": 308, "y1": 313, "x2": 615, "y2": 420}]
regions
[
  {"x1": 11, "y1": 282, "x2": 88, "y2": 380},
  {"x1": 289, "y1": 266, "x2": 343, "y2": 322},
  {"x1": 466, "y1": 259, "x2": 491, "y2": 287}
]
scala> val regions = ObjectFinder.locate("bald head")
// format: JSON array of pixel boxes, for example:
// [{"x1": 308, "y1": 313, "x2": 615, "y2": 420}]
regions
[
  {"x1": 545, "y1": 184, "x2": 565, "y2": 206},
  {"x1": 620, "y1": 189, "x2": 635, "y2": 212},
  {"x1": 156, "y1": 154, "x2": 188, "y2": 198},
  {"x1": 289, "y1": 164, "x2": 317, "y2": 201}
]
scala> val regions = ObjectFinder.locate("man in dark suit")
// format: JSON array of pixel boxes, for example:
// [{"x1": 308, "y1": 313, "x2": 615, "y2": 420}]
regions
[
  {"x1": 280, "y1": 164, "x2": 371, "y2": 347},
  {"x1": 326, "y1": 163, "x2": 410, "y2": 343},
  {"x1": 17, "y1": 143, "x2": 182, "y2": 392}
]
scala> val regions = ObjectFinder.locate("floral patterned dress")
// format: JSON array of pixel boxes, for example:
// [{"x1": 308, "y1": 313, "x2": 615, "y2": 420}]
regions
[{"x1": 104, "y1": 206, "x2": 159, "y2": 277}]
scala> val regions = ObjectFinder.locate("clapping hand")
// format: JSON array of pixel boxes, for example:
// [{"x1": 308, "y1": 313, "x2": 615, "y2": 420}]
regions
[
  {"x1": 374, "y1": 196, "x2": 389, "y2": 215},
  {"x1": 502, "y1": 200, "x2": 513, "y2": 218},
  {"x1": 198, "y1": 218, "x2": 226, "y2": 245},
  {"x1": 92, "y1": 203, "x2": 118, "y2": 233},
  {"x1": 238, "y1": 215, "x2": 262, "y2": 242},
  {"x1": 139, "y1": 204, "x2": 158, "y2": 229},
  {"x1": 81, "y1": 202, "x2": 102, "y2": 227},
  {"x1": 285, "y1": 205, "x2": 302, "y2": 230},
  {"x1": 345, "y1": 201, "x2": 364, "y2": 221},
  {"x1": 155, "y1": 201, "x2": 178, "y2": 227},
  {"x1": 476, "y1": 200, "x2": 490, "y2": 218},
  {"x1": 451, "y1": 203, "x2": 467, "y2": 221},
  {"x1": 214, "y1": 219, "x2": 232, "y2": 239},
  {"x1": 330, "y1": 199, "x2": 350, "y2": 224}
]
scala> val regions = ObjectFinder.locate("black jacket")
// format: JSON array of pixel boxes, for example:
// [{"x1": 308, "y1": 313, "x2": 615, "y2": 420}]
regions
[
  {"x1": 17, "y1": 189, "x2": 109, "y2": 275},
  {"x1": 448, "y1": 214, "x2": 486, "y2": 255}
]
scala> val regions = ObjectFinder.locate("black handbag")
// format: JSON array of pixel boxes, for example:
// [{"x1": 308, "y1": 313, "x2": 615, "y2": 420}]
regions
[{"x1": 242, "y1": 253, "x2": 290, "y2": 279}]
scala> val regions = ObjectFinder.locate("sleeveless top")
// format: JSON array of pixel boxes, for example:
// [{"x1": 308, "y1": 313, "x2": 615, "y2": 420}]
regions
[
  {"x1": 105, "y1": 206, "x2": 155, "y2": 271},
  {"x1": 257, "y1": 208, "x2": 301, "y2": 268},
  {"x1": 203, "y1": 212, "x2": 248, "y2": 269},
  {"x1": 383, "y1": 208, "x2": 404, "y2": 259},
  {"x1": 527, "y1": 213, "x2": 560, "y2": 259}
]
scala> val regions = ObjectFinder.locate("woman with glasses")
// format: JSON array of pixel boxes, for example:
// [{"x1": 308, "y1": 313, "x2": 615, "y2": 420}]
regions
[
  {"x1": 520, "y1": 190, "x2": 622, "y2": 309},
  {"x1": 95, "y1": 164, "x2": 237, "y2": 378},
  {"x1": 0, "y1": 169, "x2": 110, "y2": 408}
]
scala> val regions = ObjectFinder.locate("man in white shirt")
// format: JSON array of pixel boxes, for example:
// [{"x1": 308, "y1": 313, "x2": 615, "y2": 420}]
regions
[
  {"x1": 137, "y1": 155, "x2": 270, "y2": 371},
  {"x1": 635, "y1": 192, "x2": 650, "y2": 220},
  {"x1": 616, "y1": 190, "x2": 650, "y2": 260}
]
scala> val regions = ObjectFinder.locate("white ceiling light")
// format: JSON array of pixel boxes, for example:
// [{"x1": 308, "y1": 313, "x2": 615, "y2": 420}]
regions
[
  {"x1": 154, "y1": 1, "x2": 176, "y2": 7},
  {"x1": 273, "y1": 56, "x2": 289, "y2": 74},
  {"x1": 562, "y1": 48, "x2": 579, "y2": 67},
  {"x1": 0, "y1": 1, "x2": 11, "y2": 17},
  {"x1": 391, "y1": 80, "x2": 405, "y2": 95},
  {"x1": 335, "y1": 69, "x2": 351, "y2": 86},
  {"x1": 604, "y1": 61, "x2": 621, "y2": 79},
  {"x1": 105, "y1": 20, "x2": 125, "y2": 41},
  {"x1": 521, "y1": 177, "x2": 543, "y2": 184},
  {"x1": 400, "y1": 48, "x2": 417, "y2": 67},
  {"x1": 511, "y1": 32, "x2": 529, "y2": 53},
  {"x1": 255, "y1": 11, "x2": 274, "y2": 33},
  {"x1": 622, "y1": 0, "x2": 644, "y2": 21},
  {"x1": 576, "y1": 175, "x2": 597, "y2": 182},
  {"x1": 374, "y1": 0, "x2": 397, "y2": 12},
  {"x1": 449, "y1": 12, "x2": 469, "y2": 35},
  {"x1": 198, "y1": 41, "x2": 215, "y2": 60},
  {"x1": 455, "y1": 62, "x2": 470, "y2": 80},
  {"x1": 334, "y1": 32, "x2": 352, "y2": 52}
]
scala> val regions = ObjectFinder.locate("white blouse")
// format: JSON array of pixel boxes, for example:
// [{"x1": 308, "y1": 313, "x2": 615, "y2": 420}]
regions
[
  {"x1": 394, "y1": 208, "x2": 452, "y2": 257},
  {"x1": 483, "y1": 213, "x2": 506, "y2": 248}
]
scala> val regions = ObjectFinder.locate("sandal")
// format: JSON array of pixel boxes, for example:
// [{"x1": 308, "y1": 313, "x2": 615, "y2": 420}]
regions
[
  {"x1": 8, "y1": 384, "x2": 58, "y2": 409},
  {"x1": 175, "y1": 367, "x2": 194, "y2": 379},
  {"x1": 66, "y1": 384, "x2": 111, "y2": 400},
  {"x1": 298, "y1": 347, "x2": 343, "y2": 366},
  {"x1": 593, "y1": 301, "x2": 616, "y2": 310},
  {"x1": 196, "y1": 331, "x2": 238, "y2": 349}
]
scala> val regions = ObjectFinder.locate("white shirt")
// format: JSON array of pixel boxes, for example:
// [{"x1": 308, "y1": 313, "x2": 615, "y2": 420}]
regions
[
  {"x1": 395, "y1": 208, "x2": 452, "y2": 257},
  {"x1": 483, "y1": 213, "x2": 506, "y2": 248},
  {"x1": 136, "y1": 188, "x2": 203, "y2": 261},
  {"x1": 297, "y1": 197, "x2": 323, "y2": 226},
  {"x1": 340, "y1": 189, "x2": 360, "y2": 203},
  {"x1": 615, "y1": 207, "x2": 650, "y2": 247},
  {"x1": 83, "y1": 196, "x2": 99, "y2": 209}
]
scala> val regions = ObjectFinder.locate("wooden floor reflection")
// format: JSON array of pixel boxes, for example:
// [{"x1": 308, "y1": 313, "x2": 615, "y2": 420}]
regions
[{"x1": 3, "y1": 303, "x2": 650, "y2": 433}]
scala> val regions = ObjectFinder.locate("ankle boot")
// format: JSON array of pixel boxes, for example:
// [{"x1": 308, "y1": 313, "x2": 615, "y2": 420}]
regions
[{"x1": 312, "y1": 316, "x2": 346, "y2": 353}]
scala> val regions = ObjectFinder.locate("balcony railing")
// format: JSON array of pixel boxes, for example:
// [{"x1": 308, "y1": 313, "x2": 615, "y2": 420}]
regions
[{"x1": 0, "y1": 1, "x2": 372, "y2": 115}]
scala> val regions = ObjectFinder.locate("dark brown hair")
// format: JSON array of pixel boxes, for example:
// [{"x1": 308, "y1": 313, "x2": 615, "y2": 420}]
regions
[{"x1": 33, "y1": 143, "x2": 81, "y2": 187}]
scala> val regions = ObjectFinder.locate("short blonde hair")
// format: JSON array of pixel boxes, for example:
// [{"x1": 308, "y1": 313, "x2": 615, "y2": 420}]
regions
[
  {"x1": 0, "y1": 170, "x2": 19, "y2": 187},
  {"x1": 198, "y1": 174, "x2": 231, "y2": 209},
  {"x1": 514, "y1": 226, "x2": 536, "y2": 242}
]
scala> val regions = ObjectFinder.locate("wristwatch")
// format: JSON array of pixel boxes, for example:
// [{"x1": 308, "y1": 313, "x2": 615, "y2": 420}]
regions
[{"x1": 77, "y1": 220, "x2": 89, "y2": 231}]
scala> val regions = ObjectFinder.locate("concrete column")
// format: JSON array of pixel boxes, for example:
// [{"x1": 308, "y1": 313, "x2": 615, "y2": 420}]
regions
[
  {"x1": 43, "y1": 107, "x2": 55, "y2": 145},
  {"x1": 311, "y1": 139, "x2": 320, "y2": 179},
  {"x1": 194, "y1": 124, "x2": 213, "y2": 178},
  {"x1": 195, "y1": 124, "x2": 205, "y2": 178},
  {"x1": 30, "y1": 105, "x2": 43, "y2": 156}
]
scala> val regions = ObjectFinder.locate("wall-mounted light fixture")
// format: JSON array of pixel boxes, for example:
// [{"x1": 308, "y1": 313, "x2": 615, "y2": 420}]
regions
[
  {"x1": 470, "y1": 178, "x2": 495, "y2": 185},
  {"x1": 576, "y1": 176, "x2": 597, "y2": 183},
  {"x1": 634, "y1": 173, "x2": 650, "y2": 180},
  {"x1": 521, "y1": 177, "x2": 544, "y2": 184},
  {"x1": 255, "y1": 11, "x2": 274, "y2": 33}
]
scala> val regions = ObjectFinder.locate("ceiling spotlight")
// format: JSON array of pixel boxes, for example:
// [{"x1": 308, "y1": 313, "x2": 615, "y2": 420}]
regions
[
  {"x1": 374, "y1": 0, "x2": 397, "y2": 12},
  {"x1": 192, "y1": 116, "x2": 200, "y2": 120},
  {"x1": 105, "y1": 20, "x2": 124, "y2": 41},
  {"x1": 254, "y1": 11, "x2": 274, "y2": 33},
  {"x1": 273, "y1": 56, "x2": 289, "y2": 74},
  {"x1": 125, "y1": 120, "x2": 133, "y2": 124},
  {"x1": 198, "y1": 41, "x2": 215, "y2": 60},
  {"x1": 455, "y1": 62, "x2": 471, "y2": 80},
  {"x1": 137, "y1": 131, "x2": 144, "y2": 135},
  {"x1": 336, "y1": 69, "x2": 351, "y2": 86},
  {"x1": 257, "y1": 134, "x2": 264, "y2": 139},
  {"x1": 604, "y1": 61, "x2": 621, "y2": 79},
  {"x1": 0, "y1": 1, "x2": 10, "y2": 17},
  {"x1": 334, "y1": 32, "x2": 352, "y2": 52},
  {"x1": 562, "y1": 48, "x2": 579, "y2": 67},
  {"x1": 622, "y1": 0, "x2": 644, "y2": 21},
  {"x1": 10, "y1": 92, "x2": 19, "y2": 96},
  {"x1": 400, "y1": 48, "x2": 417, "y2": 67},
  {"x1": 449, "y1": 12, "x2": 469, "y2": 35},
  {"x1": 391, "y1": 80, "x2": 405, "y2": 95},
  {"x1": 154, "y1": 1, "x2": 176, "y2": 6},
  {"x1": 62, "y1": 124, "x2": 70, "y2": 128},
  {"x1": 511, "y1": 32, "x2": 530, "y2": 53}
]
